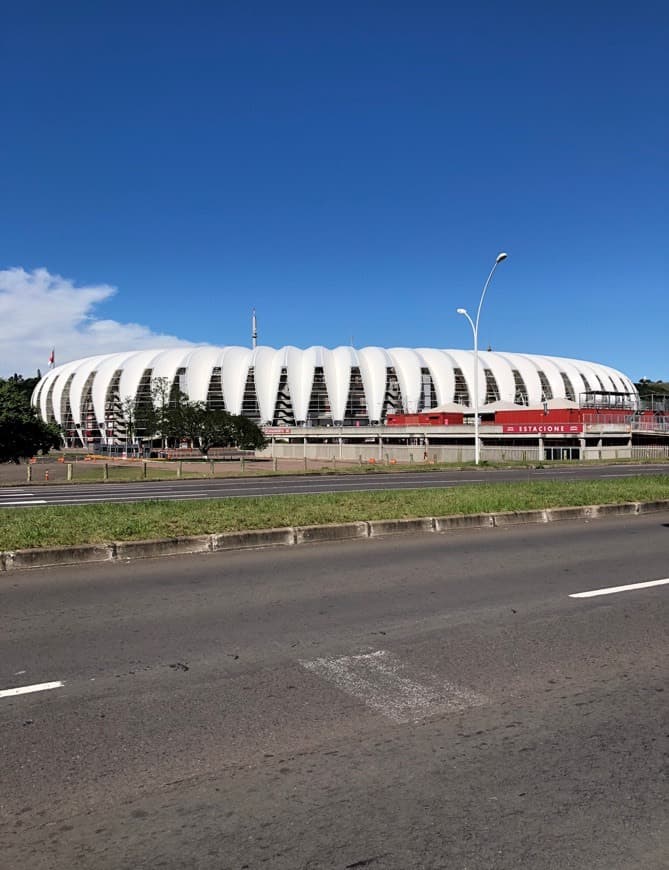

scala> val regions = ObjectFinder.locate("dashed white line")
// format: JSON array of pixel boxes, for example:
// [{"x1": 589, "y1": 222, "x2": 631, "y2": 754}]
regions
[
  {"x1": 0, "y1": 499, "x2": 47, "y2": 506},
  {"x1": 301, "y1": 649, "x2": 485, "y2": 723},
  {"x1": 570, "y1": 578, "x2": 669, "y2": 598},
  {"x1": 0, "y1": 680, "x2": 64, "y2": 699}
]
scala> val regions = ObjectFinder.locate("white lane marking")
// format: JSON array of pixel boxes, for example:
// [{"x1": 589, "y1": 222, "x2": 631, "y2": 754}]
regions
[
  {"x1": 5, "y1": 480, "x2": 488, "y2": 507},
  {"x1": 0, "y1": 680, "x2": 64, "y2": 699},
  {"x1": 301, "y1": 649, "x2": 485, "y2": 723},
  {"x1": 570, "y1": 578, "x2": 669, "y2": 598},
  {"x1": 4, "y1": 491, "x2": 220, "y2": 506},
  {"x1": 0, "y1": 499, "x2": 47, "y2": 506},
  {"x1": 45, "y1": 477, "x2": 483, "y2": 498}
]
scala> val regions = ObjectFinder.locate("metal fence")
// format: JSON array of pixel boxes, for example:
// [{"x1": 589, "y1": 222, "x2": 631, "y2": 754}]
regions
[{"x1": 630, "y1": 445, "x2": 669, "y2": 460}]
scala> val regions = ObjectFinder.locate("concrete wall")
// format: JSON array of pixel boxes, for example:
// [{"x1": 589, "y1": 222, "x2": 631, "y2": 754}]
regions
[
  {"x1": 263, "y1": 441, "x2": 661, "y2": 463},
  {"x1": 261, "y1": 443, "x2": 546, "y2": 463}
]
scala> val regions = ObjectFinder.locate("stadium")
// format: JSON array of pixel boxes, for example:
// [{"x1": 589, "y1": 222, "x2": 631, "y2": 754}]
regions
[{"x1": 30, "y1": 345, "x2": 661, "y2": 463}]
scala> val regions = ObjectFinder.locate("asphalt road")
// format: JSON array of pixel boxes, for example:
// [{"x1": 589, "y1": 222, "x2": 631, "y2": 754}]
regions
[
  {"x1": 1, "y1": 462, "x2": 668, "y2": 508},
  {"x1": 1, "y1": 514, "x2": 668, "y2": 869}
]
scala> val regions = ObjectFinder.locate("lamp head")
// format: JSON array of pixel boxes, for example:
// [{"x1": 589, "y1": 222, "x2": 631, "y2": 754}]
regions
[
  {"x1": 496, "y1": 252, "x2": 508, "y2": 263},
  {"x1": 456, "y1": 307, "x2": 467, "y2": 315}
]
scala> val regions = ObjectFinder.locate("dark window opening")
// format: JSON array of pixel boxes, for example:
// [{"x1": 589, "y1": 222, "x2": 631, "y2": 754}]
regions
[
  {"x1": 60, "y1": 374, "x2": 81, "y2": 447},
  {"x1": 453, "y1": 368, "x2": 470, "y2": 406},
  {"x1": 382, "y1": 368, "x2": 404, "y2": 419},
  {"x1": 170, "y1": 368, "x2": 187, "y2": 405},
  {"x1": 344, "y1": 367, "x2": 368, "y2": 425},
  {"x1": 560, "y1": 372, "x2": 576, "y2": 401},
  {"x1": 306, "y1": 367, "x2": 332, "y2": 426},
  {"x1": 484, "y1": 369, "x2": 501, "y2": 404},
  {"x1": 274, "y1": 368, "x2": 295, "y2": 425},
  {"x1": 104, "y1": 370, "x2": 124, "y2": 443},
  {"x1": 206, "y1": 367, "x2": 226, "y2": 411},
  {"x1": 419, "y1": 368, "x2": 438, "y2": 412},
  {"x1": 241, "y1": 367, "x2": 261, "y2": 422},
  {"x1": 537, "y1": 371, "x2": 553, "y2": 401},
  {"x1": 79, "y1": 371, "x2": 100, "y2": 447},
  {"x1": 512, "y1": 370, "x2": 529, "y2": 405}
]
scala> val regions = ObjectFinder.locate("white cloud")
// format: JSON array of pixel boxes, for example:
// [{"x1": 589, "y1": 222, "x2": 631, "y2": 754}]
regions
[{"x1": 0, "y1": 267, "x2": 193, "y2": 377}]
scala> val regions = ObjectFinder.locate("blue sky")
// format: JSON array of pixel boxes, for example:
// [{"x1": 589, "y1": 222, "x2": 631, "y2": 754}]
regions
[{"x1": 1, "y1": 0, "x2": 666, "y2": 379}]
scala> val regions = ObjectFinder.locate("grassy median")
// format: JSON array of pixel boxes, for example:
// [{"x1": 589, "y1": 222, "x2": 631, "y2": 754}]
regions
[{"x1": 1, "y1": 476, "x2": 668, "y2": 550}]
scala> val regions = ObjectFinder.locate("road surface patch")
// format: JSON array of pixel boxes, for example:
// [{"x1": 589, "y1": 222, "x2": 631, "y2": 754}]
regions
[{"x1": 300, "y1": 649, "x2": 485, "y2": 723}]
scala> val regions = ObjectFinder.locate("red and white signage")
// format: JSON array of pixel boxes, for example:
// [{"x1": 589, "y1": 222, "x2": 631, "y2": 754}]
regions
[
  {"x1": 502, "y1": 423, "x2": 583, "y2": 435},
  {"x1": 262, "y1": 427, "x2": 292, "y2": 435}
]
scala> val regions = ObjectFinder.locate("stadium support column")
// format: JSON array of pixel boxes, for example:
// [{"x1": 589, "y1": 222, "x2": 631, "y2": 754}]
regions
[{"x1": 538, "y1": 436, "x2": 544, "y2": 461}]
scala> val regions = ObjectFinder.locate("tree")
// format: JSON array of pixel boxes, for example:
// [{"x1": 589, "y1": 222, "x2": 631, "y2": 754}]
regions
[
  {"x1": 197, "y1": 409, "x2": 237, "y2": 455},
  {"x1": 150, "y1": 376, "x2": 172, "y2": 448},
  {"x1": 229, "y1": 414, "x2": 267, "y2": 450},
  {"x1": 7, "y1": 374, "x2": 40, "y2": 402},
  {"x1": 162, "y1": 401, "x2": 267, "y2": 455},
  {"x1": 635, "y1": 379, "x2": 669, "y2": 398},
  {"x1": 120, "y1": 396, "x2": 138, "y2": 449},
  {"x1": 0, "y1": 379, "x2": 61, "y2": 463}
]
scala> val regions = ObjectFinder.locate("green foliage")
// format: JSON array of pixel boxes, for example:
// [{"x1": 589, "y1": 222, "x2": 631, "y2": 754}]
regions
[
  {"x1": 636, "y1": 379, "x2": 669, "y2": 397},
  {"x1": 120, "y1": 382, "x2": 267, "y2": 454},
  {"x1": 165, "y1": 402, "x2": 267, "y2": 454},
  {"x1": 6, "y1": 374, "x2": 40, "y2": 401},
  {"x1": 228, "y1": 413, "x2": 267, "y2": 450},
  {"x1": 0, "y1": 379, "x2": 61, "y2": 463}
]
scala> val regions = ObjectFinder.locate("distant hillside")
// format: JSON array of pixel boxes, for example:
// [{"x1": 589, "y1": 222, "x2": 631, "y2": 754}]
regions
[{"x1": 636, "y1": 380, "x2": 669, "y2": 397}]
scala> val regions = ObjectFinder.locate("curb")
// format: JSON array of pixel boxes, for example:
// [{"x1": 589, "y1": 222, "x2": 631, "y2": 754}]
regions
[{"x1": 2, "y1": 500, "x2": 669, "y2": 572}]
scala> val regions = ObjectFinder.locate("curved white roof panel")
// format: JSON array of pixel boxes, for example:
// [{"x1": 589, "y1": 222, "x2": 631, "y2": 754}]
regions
[{"x1": 33, "y1": 347, "x2": 637, "y2": 435}]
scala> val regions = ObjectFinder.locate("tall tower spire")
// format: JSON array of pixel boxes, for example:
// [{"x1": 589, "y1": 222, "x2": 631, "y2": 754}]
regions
[{"x1": 252, "y1": 308, "x2": 258, "y2": 349}]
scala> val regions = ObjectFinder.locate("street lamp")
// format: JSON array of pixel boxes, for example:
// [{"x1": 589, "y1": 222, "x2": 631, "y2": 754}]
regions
[{"x1": 457, "y1": 252, "x2": 508, "y2": 465}]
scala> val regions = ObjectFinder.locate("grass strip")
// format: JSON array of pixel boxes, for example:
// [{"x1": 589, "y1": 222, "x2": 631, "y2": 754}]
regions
[{"x1": 1, "y1": 476, "x2": 668, "y2": 551}]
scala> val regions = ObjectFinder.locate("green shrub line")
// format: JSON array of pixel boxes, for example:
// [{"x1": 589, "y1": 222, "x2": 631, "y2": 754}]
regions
[{"x1": 1, "y1": 476, "x2": 668, "y2": 551}]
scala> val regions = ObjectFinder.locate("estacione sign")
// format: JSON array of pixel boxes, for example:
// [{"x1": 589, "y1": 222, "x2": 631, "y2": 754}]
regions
[{"x1": 502, "y1": 424, "x2": 583, "y2": 434}]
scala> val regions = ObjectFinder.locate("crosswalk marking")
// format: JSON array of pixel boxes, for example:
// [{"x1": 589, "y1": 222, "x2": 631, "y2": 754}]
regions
[{"x1": 301, "y1": 649, "x2": 485, "y2": 723}]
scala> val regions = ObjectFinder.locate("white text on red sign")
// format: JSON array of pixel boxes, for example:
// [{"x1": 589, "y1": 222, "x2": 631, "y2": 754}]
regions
[{"x1": 502, "y1": 424, "x2": 584, "y2": 434}]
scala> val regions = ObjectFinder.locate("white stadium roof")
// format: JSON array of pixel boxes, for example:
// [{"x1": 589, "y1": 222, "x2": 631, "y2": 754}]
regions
[{"x1": 32, "y1": 346, "x2": 636, "y2": 437}]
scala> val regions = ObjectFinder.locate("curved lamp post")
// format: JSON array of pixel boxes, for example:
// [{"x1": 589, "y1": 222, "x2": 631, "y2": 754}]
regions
[{"x1": 457, "y1": 252, "x2": 508, "y2": 465}]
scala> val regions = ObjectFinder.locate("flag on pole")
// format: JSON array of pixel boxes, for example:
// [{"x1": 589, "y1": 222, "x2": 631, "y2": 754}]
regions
[{"x1": 48, "y1": 349, "x2": 55, "y2": 368}]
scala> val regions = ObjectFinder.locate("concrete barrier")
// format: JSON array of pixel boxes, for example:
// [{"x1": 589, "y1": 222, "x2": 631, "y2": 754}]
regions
[
  {"x1": 295, "y1": 522, "x2": 368, "y2": 544},
  {"x1": 212, "y1": 528, "x2": 295, "y2": 551},
  {"x1": 544, "y1": 506, "x2": 596, "y2": 523},
  {"x1": 635, "y1": 499, "x2": 669, "y2": 514},
  {"x1": 115, "y1": 536, "x2": 211, "y2": 561},
  {"x1": 367, "y1": 517, "x2": 435, "y2": 537},
  {"x1": 596, "y1": 502, "x2": 640, "y2": 517},
  {"x1": 434, "y1": 513, "x2": 494, "y2": 531},
  {"x1": 2, "y1": 499, "x2": 669, "y2": 571},
  {"x1": 492, "y1": 509, "x2": 549, "y2": 527},
  {"x1": 5, "y1": 543, "x2": 114, "y2": 571}
]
